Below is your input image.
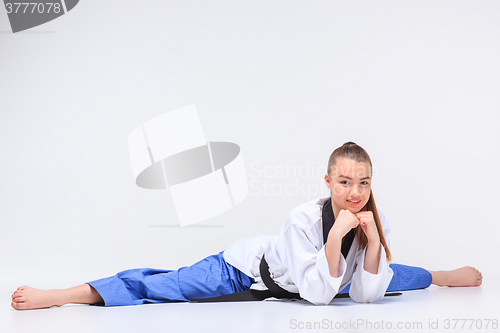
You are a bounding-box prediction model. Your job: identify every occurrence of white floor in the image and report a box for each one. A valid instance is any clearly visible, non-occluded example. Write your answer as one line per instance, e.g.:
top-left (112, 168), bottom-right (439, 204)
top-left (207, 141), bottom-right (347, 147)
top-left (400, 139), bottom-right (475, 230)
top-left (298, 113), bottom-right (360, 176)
top-left (1, 276), bottom-right (498, 333)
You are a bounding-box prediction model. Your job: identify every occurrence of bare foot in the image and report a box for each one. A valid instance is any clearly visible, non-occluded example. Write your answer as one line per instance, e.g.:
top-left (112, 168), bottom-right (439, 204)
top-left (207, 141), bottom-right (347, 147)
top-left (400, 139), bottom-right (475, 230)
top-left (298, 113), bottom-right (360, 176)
top-left (11, 286), bottom-right (63, 310)
top-left (429, 266), bottom-right (483, 287)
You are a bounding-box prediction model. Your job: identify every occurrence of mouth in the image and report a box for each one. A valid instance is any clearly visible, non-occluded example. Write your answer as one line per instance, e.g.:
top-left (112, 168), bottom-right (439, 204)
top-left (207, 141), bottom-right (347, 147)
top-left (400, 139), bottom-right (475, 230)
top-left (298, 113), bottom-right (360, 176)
top-left (346, 199), bottom-right (361, 206)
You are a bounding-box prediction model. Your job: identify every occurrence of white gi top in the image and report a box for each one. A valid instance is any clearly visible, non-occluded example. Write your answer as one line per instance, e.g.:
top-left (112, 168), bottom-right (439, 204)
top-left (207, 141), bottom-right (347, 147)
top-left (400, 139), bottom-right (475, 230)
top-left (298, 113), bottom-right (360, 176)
top-left (223, 196), bottom-right (394, 305)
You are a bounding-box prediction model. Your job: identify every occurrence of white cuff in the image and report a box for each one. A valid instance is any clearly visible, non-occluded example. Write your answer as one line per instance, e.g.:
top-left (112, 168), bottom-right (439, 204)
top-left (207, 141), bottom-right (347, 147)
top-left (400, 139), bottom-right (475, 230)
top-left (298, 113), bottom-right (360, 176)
top-left (349, 244), bottom-right (393, 303)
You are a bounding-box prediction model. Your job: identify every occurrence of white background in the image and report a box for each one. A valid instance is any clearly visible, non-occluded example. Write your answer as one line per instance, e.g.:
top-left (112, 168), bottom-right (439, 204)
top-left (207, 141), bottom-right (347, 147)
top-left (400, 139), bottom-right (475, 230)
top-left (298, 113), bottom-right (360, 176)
top-left (1, 0), bottom-right (499, 318)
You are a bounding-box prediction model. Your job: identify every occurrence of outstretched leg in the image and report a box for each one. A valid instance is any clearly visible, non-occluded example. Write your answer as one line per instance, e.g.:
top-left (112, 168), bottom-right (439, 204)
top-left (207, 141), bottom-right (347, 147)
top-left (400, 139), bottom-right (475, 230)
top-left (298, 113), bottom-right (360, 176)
top-left (11, 284), bottom-right (103, 310)
top-left (11, 251), bottom-right (253, 310)
top-left (386, 264), bottom-right (483, 291)
top-left (338, 265), bottom-right (483, 294)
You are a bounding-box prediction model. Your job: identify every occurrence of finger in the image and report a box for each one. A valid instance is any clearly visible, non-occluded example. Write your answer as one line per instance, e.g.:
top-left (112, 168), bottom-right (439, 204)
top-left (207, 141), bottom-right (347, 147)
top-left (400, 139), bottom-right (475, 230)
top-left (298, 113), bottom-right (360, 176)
top-left (355, 213), bottom-right (368, 220)
top-left (356, 211), bottom-right (371, 216)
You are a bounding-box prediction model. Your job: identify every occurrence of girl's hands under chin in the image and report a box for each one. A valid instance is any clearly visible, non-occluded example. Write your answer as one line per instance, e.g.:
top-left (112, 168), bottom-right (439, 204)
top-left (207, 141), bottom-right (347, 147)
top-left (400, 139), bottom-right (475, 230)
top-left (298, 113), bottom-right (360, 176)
top-left (329, 209), bottom-right (359, 240)
top-left (355, 211), bottom-right (379, 243)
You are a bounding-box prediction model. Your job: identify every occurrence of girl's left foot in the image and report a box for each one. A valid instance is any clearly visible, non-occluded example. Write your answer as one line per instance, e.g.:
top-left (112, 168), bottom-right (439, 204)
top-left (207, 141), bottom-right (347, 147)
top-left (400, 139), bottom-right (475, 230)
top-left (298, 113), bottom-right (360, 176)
top-left (429, 266), bottom-right (483, 287)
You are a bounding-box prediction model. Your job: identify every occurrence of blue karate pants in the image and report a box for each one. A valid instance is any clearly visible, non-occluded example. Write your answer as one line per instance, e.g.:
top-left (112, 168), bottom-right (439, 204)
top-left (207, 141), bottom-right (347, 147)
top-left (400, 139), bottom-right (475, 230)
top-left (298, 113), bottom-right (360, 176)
top-left (87, 251), bottom-right (432, 306)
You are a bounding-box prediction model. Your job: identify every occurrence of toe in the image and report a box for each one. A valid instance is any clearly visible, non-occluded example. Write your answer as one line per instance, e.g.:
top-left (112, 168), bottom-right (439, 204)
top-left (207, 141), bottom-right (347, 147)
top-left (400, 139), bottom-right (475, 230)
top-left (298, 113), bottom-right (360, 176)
top-left (13, 301), bottom-right (29, 310)
top-left (11, 301), bottom-right (24, 310)
top-left (12, 295), bottom-right (24, 302)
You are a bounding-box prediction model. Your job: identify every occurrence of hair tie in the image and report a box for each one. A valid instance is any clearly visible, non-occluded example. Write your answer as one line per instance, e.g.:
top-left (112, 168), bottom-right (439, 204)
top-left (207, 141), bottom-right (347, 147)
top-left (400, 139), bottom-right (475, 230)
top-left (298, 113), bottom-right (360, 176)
top-left (345, 141), bottom-right (356, 145)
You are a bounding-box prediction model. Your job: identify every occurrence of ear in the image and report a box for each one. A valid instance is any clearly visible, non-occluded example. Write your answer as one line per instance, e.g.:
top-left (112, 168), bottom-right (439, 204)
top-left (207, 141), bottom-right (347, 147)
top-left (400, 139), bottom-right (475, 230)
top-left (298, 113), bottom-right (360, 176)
top-left (324, 173), bottom-right (331, 189)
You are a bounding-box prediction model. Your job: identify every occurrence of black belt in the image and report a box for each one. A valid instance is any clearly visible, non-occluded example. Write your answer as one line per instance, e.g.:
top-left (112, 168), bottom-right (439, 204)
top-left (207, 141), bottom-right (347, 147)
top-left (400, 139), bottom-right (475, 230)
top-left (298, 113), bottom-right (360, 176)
top-left (258, 255), bottom-right (301, 299)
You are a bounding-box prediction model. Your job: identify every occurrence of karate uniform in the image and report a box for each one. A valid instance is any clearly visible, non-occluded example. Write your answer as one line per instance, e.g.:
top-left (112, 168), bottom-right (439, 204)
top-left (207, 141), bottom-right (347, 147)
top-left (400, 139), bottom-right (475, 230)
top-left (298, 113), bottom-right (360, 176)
top-left (87, 196), bottom-right (432, 306)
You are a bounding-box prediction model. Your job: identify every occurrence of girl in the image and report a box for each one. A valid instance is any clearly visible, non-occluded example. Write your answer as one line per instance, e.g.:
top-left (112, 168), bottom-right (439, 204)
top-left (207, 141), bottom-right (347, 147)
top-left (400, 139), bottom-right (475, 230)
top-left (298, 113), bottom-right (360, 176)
top-left (11, 142), bottom-right (482, 309)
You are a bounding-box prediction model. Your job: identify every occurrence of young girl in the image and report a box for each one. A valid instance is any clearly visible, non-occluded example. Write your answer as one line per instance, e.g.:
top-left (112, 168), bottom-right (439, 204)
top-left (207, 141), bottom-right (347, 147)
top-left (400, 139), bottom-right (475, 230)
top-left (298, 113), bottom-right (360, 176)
top-left (11, 142), bottom-right (482, 309)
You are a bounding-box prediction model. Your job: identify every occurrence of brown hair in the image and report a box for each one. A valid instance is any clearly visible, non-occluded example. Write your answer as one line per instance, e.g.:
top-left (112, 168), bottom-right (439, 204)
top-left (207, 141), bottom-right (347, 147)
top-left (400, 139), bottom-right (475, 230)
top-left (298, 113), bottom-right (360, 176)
top-left (327, 142), bottom-right (391, 262)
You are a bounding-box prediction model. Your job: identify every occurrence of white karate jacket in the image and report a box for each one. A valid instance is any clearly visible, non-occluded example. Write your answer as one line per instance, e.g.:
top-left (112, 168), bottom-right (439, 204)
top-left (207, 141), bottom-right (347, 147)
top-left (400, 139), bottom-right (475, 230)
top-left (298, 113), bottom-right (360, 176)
top-left (223, 196), bottom-right (394, 305)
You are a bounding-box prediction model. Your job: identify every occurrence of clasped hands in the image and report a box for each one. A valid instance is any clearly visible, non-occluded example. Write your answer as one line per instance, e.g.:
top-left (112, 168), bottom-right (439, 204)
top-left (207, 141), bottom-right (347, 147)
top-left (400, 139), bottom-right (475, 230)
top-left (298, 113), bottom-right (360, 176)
top-left (328, 210), bottom-right (380, 243)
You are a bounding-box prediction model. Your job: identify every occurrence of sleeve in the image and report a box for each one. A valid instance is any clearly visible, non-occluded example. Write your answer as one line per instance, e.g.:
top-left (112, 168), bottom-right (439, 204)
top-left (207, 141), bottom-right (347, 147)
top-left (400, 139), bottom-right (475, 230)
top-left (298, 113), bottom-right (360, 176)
top-left (348, 210), bottom-right (394, 303)
top-left (283, 214), bottom-right (347, 305)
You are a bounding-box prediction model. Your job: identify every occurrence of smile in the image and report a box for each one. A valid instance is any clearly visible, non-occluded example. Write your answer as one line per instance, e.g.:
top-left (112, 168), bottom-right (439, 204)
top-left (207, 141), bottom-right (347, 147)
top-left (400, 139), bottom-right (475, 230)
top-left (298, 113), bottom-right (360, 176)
top-left (347, 199), bottom-right (361, 206)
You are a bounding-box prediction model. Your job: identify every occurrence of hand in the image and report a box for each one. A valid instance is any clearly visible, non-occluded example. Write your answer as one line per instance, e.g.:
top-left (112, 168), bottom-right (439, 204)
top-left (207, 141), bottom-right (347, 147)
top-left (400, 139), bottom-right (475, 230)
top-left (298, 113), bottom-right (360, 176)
top-left (355, 211), bottom-right (380, 243)
top-left (328, 209), bottom-right (359, 241)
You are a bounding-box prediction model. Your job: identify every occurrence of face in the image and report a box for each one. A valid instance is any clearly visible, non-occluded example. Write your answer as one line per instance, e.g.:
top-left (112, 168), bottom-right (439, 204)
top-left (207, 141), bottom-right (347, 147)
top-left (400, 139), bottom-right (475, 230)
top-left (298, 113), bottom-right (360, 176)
top-left (324, 158), bottom-right (372, 217)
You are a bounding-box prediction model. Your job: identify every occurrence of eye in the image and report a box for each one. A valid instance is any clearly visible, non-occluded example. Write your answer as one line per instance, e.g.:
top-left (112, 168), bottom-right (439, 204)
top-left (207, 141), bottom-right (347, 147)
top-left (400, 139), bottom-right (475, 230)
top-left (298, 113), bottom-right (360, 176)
top-left (361, 181), bottom-right (369, 185)
top-left (340, 181), bottom-right (350, 185)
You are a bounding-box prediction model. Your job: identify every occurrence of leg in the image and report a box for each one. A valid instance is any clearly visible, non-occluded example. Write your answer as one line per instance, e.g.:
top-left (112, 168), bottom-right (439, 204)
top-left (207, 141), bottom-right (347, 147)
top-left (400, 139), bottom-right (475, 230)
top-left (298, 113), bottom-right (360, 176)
top-left (428, 266), bottom-right (482, 287)
top-left (339, 264), bottom-right (483, 295)
top-left (11, 251), bottom-right (252, 310)
top-left (384, 264), bottom-right (483, 290)
top-left (11, 284), bottom-right (103, 310)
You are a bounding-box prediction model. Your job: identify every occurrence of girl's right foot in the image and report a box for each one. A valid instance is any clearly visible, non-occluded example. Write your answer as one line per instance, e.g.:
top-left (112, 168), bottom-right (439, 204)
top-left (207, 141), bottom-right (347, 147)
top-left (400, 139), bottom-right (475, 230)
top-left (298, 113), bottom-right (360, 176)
top-left (11, 286), bottom-right (63, 310)
top-left (429, 266), bottom-right (483, 287)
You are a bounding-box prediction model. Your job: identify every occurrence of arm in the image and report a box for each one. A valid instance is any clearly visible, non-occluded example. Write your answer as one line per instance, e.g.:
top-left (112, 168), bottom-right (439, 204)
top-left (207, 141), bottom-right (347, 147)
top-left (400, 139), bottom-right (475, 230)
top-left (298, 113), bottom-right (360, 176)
top-left (363, 238), bottom-right (381, 274)
top-left (325, 209), bottom-right (360, 278)
top-left (349, 211), bottom-right (393, 303)
top-left (283, 213), bottom-right (347, 305)
top-left (324, 235), bottom-right (343, 277)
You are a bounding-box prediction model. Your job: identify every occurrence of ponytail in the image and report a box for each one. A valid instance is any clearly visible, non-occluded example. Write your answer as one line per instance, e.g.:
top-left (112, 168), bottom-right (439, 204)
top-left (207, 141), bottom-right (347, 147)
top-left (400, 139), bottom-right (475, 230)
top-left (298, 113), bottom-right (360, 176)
top-left (358, 190), bottom-right (391, 262)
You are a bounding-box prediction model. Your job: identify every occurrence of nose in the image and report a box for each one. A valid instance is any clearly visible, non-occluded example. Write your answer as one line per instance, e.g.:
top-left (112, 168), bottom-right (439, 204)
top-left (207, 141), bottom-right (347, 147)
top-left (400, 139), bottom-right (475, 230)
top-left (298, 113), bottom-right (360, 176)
top-left (349, 185), bottom-right (363, 197)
